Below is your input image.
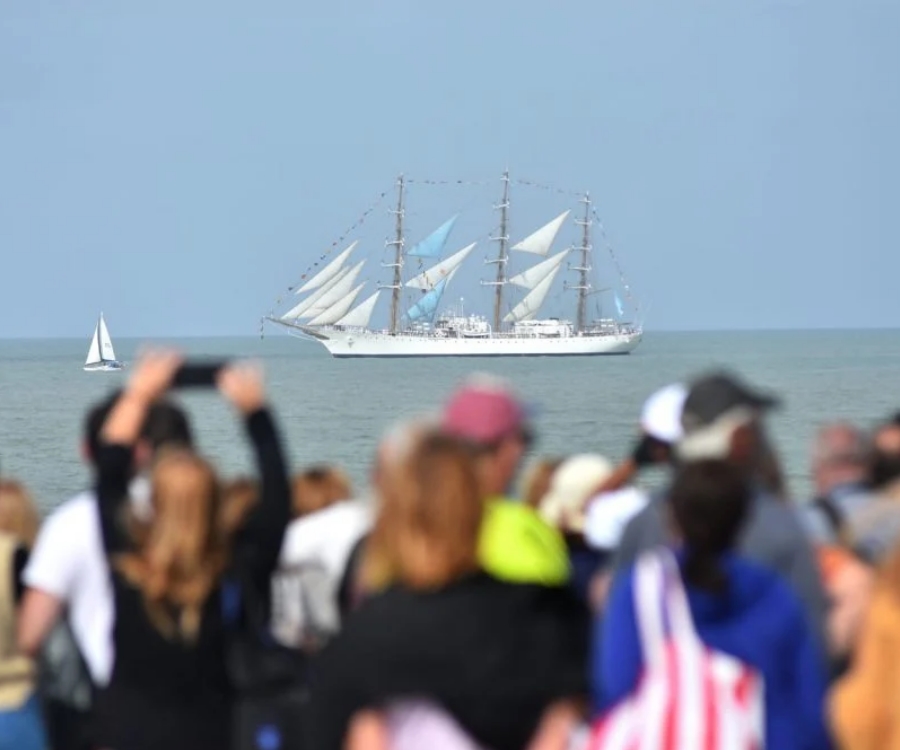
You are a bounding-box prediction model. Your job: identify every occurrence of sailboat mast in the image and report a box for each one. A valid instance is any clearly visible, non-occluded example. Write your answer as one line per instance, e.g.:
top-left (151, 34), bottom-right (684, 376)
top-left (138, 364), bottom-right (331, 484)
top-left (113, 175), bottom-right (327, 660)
top-left (492, 170), bottom-right (510, 332)
top-left (575, 193), bottom-right (592, 332)
top-left (387, 175), bottom-right (405, 334)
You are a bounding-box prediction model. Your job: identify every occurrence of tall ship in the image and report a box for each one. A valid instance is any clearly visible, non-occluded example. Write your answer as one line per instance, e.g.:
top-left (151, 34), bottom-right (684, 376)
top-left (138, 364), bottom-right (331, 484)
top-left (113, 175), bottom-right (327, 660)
top-left (265, 171), bottom-right (643, 358)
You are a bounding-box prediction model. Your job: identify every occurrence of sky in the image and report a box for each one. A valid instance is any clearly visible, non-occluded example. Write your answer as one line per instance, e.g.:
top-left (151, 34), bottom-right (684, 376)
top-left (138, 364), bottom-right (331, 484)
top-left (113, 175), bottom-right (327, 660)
top-left (1, 0), bottom-right (898, 338)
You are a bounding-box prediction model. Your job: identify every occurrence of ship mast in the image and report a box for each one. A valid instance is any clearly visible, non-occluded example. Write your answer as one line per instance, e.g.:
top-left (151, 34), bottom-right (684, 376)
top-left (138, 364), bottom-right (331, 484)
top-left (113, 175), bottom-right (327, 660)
top-left (573, 192), bottom-right (592, 333)
top-left (485, 170), bottom-right (510, 332)
top-left (386, 174), bottom-right (405, 334)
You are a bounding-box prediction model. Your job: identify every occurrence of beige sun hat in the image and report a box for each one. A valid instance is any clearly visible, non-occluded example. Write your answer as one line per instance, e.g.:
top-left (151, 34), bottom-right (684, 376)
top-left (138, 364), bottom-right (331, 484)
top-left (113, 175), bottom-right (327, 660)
top-left (539, 454), bottom-right (615, 533)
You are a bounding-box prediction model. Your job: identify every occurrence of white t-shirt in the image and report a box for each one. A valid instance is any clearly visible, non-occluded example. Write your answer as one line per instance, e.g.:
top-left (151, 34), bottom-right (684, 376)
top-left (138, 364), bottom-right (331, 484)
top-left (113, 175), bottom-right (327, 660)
top-left (271, 498), bottom-right (372, 647)
top-left (23, 479), bottom-right (150, 686)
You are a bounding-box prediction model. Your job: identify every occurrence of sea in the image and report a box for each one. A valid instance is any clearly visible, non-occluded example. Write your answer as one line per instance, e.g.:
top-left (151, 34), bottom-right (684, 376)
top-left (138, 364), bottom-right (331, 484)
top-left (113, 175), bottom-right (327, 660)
top-left (2, 329), bottom-right (900, 515)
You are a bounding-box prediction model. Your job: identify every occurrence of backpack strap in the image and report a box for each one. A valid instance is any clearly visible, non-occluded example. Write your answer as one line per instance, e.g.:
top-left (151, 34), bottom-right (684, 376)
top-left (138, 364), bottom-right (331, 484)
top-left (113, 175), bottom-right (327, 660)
top-left (633, 548), bottom-right (704, 670)
top-left (813, 494), bottom-right (849, 546)
top-left (657, 549), bottom-right (701, 647)
top-left (633, 552), bottom-right (667, 667)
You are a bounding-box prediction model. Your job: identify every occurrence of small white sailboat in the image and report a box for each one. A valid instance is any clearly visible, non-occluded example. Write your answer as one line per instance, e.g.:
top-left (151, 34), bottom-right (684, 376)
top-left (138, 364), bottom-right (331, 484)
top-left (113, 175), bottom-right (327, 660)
top-left (84, 313), bottom-right (124, 372)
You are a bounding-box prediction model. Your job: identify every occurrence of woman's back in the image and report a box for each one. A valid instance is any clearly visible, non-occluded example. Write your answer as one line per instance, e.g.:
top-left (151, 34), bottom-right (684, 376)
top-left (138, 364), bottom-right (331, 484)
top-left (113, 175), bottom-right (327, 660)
top-left (91, 354), bottom-right (291, 750)
top-left (600, 554), bottom-right (830, 750)
top-left (309, 572), bottom-right (590, 750)
top-left (93, 579), bottom-right (232, 749)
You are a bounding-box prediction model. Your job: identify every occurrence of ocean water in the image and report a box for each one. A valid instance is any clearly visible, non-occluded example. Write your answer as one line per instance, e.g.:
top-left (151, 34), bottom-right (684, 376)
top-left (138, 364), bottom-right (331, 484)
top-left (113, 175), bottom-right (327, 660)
top-left (1, 330), bottom-right (900, 514)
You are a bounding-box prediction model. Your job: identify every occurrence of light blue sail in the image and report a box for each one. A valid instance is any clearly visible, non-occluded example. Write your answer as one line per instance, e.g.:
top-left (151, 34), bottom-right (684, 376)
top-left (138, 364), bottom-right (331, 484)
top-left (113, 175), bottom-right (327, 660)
top-left (614, 292), bottom-right (625, 317)
top-left (407, 278), bottom-right (448, 323)
top-left (407, 215), bottom-right (458, 259)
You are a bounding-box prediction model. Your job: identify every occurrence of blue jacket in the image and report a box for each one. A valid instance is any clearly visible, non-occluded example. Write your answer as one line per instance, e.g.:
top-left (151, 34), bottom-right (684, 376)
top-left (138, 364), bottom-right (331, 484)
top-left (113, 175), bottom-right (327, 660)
top-left (594, 552), bottom-right (832, 750)
top-left (611, 488), bottom-right (829, 660)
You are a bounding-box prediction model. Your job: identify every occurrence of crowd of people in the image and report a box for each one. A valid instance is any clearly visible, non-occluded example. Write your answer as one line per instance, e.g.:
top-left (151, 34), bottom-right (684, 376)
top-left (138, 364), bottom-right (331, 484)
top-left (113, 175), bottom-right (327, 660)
top-left (1, 349), bottom-right (899, 749)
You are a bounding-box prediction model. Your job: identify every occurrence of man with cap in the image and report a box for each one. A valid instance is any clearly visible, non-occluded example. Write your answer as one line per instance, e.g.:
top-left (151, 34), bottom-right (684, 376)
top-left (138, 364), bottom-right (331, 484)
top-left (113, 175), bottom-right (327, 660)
top-left (441, 373), bottom-right (570, 586)
top-left (611, 371), bottom-right (829, 657)
top-left (586, 383), bottom-right (688, 499)
top-left (546, 384), bottom-right (686, 612)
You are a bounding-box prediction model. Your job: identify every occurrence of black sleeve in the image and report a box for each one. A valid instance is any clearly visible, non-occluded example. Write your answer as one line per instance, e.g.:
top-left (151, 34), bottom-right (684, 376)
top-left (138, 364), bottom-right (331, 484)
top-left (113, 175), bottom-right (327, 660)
top-left (305, 616), bottom-right (376, 750)
top-left (95, 442), bottom-right (135, 556)
top-left (13, 545), bottom-right (29, 604)
top-left (231, 407), bottom-right (291, 597)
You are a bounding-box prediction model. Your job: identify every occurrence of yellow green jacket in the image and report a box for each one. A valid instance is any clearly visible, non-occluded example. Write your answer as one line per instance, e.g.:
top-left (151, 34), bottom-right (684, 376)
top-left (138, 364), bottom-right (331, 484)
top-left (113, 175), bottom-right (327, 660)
top-left (478, 497), bottom-right (570, 586)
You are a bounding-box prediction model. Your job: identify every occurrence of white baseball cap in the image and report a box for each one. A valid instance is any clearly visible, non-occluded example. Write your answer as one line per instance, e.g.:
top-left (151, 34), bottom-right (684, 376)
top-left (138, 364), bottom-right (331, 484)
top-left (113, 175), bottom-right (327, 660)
top-left (640, 383), bottom-right (688, 444)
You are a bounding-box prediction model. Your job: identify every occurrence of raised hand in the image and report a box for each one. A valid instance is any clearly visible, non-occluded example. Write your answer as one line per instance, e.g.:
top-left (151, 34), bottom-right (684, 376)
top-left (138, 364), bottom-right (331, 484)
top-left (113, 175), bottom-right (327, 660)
top-left (217, 361), bottom-right (266, 415)
top-left (128, 349), bottom-right (184, 403)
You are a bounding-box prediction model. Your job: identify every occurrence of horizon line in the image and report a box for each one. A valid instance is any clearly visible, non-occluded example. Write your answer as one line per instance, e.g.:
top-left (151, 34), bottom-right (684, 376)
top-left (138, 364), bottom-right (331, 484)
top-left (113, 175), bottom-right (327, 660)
top-left (3, 325), bottom-right (900, 342)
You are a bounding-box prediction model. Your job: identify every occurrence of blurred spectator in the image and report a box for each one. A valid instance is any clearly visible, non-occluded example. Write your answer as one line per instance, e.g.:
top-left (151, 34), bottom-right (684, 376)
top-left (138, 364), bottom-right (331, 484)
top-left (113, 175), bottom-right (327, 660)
top-left (519, 457), bottom-right (565, 509)
top-left (87, 352), bottom-right (291, 750)
top-left (18, 395), bottom-right (194, 682)
top-left (538, 454), bottom-right (614, 602)
top-left (441, 374), bottom-right (570, 585)
top-left (291, 465), bottom-right (353, 518)
top-left (579, 384), bottom-right (686, 612)
top-left (830, 538), bottom-right (900, 750)
top-left (0, 480), bottom-right (47, 749)
top-left (520, 457), bottom-right (563, 510)
top-left (272, 419), bottom-right (430, 650)
top-left (803, 423), bottom-right (872, 546)
top-left (801, 424), bottom-right (876, 670)
top-left (846, 415), bottom-right (900, 566)
top-left (593, 383), bottom-right (687, 496)
top-left (868, 414), bottom-right (900, 491)
top-left (308, 430), bottom-right (589, 750)
top-left (613, 371), bottom-right (829, 653)
top-left (597, 461), bottom-right (831, 750)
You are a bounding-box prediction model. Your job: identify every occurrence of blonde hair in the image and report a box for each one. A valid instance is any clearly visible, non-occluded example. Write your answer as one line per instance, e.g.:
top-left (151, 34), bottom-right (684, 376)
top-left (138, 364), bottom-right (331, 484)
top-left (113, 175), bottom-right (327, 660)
top-left (219, 476), bottom-right (258, 536)
top-left (0, 480), bottom-right (39, 549)
top-left (292, 465), bottom-right (352, 517)
top-left (115, 450), bottom-right (228, 640)
top-left (519, 457), bottom-right (563, 509)
top-left (362, 432), bottom-right (482, 591)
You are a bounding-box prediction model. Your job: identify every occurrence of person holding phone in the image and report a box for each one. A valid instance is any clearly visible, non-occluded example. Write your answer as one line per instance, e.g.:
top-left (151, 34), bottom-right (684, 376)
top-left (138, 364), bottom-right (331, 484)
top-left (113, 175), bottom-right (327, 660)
top-left (89, 350), bottom-right (291, 750)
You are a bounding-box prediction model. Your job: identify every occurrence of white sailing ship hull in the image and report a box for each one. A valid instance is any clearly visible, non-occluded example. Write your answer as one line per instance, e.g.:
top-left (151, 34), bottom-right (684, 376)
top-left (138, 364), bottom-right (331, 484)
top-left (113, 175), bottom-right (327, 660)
top-left (292, 327), bottom-right (642, 358)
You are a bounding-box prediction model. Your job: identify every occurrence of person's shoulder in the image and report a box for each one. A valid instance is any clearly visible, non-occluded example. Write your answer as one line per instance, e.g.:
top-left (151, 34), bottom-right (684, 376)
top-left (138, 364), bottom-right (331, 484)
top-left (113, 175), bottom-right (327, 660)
top-left (729, 555), bottom-right (807, 620)
top-left (479, 498), bottom-right (569, 585)
top-left (39, 490), bottom-right (98, 532)
top-left (23, 491), bottom-right (100, 592)
top-left (326, 497), bottom-right (374, 526)
top-left (485, 496), bottom-right (531, 516)
top-left (282, 499), bottom-right (371, 546)
top-left (748, 490), bottom-right (806, 538)
top-left (585, 487), bottom-right (652, 550)
top-left (482, 496), bottom-right (563, 539)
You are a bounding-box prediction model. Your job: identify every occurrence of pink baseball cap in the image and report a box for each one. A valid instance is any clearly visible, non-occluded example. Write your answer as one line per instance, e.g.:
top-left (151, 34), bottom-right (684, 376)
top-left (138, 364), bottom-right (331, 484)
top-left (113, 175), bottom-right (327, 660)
top-left (441, 374), bottom-right (535, 446)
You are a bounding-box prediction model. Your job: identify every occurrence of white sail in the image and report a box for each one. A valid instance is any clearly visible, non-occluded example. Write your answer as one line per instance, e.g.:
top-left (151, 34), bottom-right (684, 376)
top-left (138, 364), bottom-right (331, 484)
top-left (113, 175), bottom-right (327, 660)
top-left (405, 243), bottom-right (476, 291)
top-left (511, 210), bottom-right (571, 256)
top-left (336, 290), bottom-right (381, 328)
top-left (282, 267), bottom-right (351, 321)
top-left (301, 260), bottom-right (365, 319)
top-left (508, 249), bottom-right (570, 290)
top-left (85, 323), bottom-right (101, 366)
top-left (294, 242), bottom-right (358, 295)
top-left (98, 314), bottom-right (117, 361)
top-left (503, 252), bottom-right (567, 323)
top-left (307, 284), bottom-right (365, 326)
